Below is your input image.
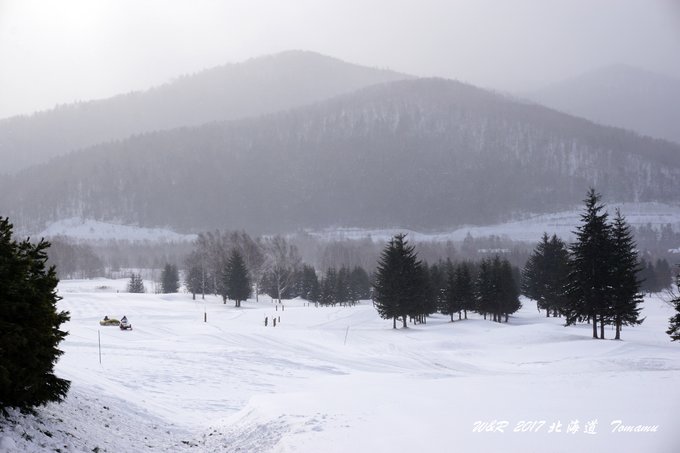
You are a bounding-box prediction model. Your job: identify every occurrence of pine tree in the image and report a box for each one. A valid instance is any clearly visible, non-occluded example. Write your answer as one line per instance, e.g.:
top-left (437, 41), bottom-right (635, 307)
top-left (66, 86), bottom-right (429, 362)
top-left (456, 262), bottom-right (475, 320)
top-left (497, 258), bottom-right (521, 322)
top-left (565, 189), bottom-right (614, 339)
top-left (299, 264), bottom-right (320, 302)
top-left (348, 266), bottom-right (371, 303)
top-left (225, 250), bottom-right (251, 307)
top-left (320, 267), bottom-right (338, 306)
top-left (522, 233), bottom-right (569, 317)
top-left (475, 258), bottom-right (495, 320)
top-left (184, 263), bottom-right (204, 300)
top-left (638, 259), bottom-right (657, 294)
top-left (0, 217), bottom-right (70, 409)
top-left (161, 263), bottom-right (180, 294)
top-left (654, 259), bottom-right (672, 290)
top-left (441, 261), bottom-right (461, 322)
top-left (667, 268), bottom-right (680, 342)
top-left (336, 266), bottom-right (350, 305)
top-left (127, 273), bottom-right (146, 293)
top-left (610, 209), bottom-right (644, 339)
top-left (372, 234), bottom-right (424, 329)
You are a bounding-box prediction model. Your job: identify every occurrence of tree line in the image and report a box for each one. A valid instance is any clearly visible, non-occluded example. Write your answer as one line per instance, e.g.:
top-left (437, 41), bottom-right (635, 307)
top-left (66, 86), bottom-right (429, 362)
top-left (180, 231), bottom-right (372, 307)
top-left (372, 234), bottom-right (522, 329)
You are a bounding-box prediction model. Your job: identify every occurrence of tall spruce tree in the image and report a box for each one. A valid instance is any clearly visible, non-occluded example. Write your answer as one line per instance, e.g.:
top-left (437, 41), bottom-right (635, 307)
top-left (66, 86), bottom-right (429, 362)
top-left (320, 267), bottom-right (338, 306)
top-left (475, 258), bottom-right (495, 320)
top-left (610, 209), bottom-right (644, 339)
top-left (161, 263), bottom-right (180, 293)
top-left (456, 262), bottom-right (475, 320)
top-left (336, 267), bottom-right (350, 305)
top-left (225, 249), bottom-right (251, 307)
top-left (348, 266), bottom-right (371, 303)
top-left (522, 233), bottom-right (570, 317)
top-left (497, 258), bottom-right (521, 322)
top-left (565, 189), bottom-right (614, 339)
top-left (299, 264), bottom-right (320, 303)
top-left (441, 260), bottom-right (461, 322)
top-left (667, 268), bottom-right (680, 342)
top-left (372, 234), bottom-right (424, 329)
top-left (0, 217), bottom-right (70, 409)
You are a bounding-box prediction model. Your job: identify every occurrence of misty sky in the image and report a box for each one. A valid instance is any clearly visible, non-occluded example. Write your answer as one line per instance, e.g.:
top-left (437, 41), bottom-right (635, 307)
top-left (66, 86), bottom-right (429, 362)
top-left (1, 0), bottom-right (679, 119)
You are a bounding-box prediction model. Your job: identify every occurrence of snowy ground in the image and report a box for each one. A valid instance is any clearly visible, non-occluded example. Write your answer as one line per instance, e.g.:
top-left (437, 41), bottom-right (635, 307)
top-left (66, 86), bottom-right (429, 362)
top-left (1, 278), bottom-right (679, 452)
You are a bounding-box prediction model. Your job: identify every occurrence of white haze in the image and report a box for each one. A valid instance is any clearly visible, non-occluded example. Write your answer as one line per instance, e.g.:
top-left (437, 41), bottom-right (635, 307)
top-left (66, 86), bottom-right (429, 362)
top-left (1, 0), bottom-right (679, 119)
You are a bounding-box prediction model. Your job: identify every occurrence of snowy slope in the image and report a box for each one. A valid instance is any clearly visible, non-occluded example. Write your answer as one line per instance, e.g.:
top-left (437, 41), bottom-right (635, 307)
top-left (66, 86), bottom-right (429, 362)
top-left (308, 201), bottom-right (680, 243)
top-left (1, 279), bottom-right (678, 452)
top-left (35, 218), bottom-right (197, 242)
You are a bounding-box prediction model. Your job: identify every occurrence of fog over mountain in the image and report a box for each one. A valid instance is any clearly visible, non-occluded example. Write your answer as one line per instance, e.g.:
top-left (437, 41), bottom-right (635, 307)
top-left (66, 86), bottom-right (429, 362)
top-left (3, 77), bottom-right (679, 235)
top-left (0, 51), bottom-right (409, 174)
top-left (526, 64), bottom-right (680, 144)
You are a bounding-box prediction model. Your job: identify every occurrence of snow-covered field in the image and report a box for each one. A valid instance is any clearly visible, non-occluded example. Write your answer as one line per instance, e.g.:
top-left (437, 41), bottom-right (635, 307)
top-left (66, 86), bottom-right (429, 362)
top-left (35, 218), bottom-right (197, 243)
top-left (1, 278), bottom-right (679, 452)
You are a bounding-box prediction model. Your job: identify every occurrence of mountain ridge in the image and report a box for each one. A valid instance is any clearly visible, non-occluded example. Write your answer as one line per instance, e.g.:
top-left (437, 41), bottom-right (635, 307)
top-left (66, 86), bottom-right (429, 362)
top-left (0, 50), bottom-right (411, 174)
top-left (525, 64), bottom-right (680, 144)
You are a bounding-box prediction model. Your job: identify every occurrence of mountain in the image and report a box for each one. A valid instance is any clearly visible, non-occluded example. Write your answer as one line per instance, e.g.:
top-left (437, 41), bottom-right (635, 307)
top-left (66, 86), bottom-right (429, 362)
top-left (525, 64), bottom-right (680, 144)
top-left (3, 78), bottom-right (680, 235)
top-left (0, 51), bottom-right (410, 174)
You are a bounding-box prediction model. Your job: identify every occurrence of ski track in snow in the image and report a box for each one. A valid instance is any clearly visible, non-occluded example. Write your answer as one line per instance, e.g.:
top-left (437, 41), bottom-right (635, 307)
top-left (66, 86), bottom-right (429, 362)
top-left (1, 278), bottom-right (679, 452)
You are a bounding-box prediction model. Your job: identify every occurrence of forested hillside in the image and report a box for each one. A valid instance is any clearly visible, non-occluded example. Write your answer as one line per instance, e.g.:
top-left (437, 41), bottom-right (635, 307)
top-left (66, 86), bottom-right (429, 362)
top-left (3, 78), bottom-right (679, 234)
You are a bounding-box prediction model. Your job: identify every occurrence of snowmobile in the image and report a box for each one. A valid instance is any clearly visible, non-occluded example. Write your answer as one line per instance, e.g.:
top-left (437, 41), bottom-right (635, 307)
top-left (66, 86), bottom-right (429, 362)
top-left (119, 316), bottom-right (132, 330)
top-left (99, 316), bottom-right (120, 327)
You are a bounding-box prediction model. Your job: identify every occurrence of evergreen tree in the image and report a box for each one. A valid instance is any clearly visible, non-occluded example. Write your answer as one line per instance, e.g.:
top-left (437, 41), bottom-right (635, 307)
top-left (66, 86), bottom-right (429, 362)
top-left (455, 262), bottom-right (475, 320)
top-left (655, 258), bottom-right (672, 291)
top-left (441, 260), bottom-right (461, 322)
top-left (225, 250), bottom-right (251, 307)
top-left (320, 267), bottom-right (338, 306)
top-left (522, 233), bottom-right (570, 317)
top-left (667, 268), bottom-right (680, 342)
top-left (336, 266), bottom-right (350, 305)
top-left (348, 266), bottom-right (371, 303)
top-left (564, 189), bottom-right (614, 339)
top-left (424, 262), bottom-right (444, 320)
top-left (476, 256), bottom-right (521, 323)
top-left (609, 209), bottom-right (644, 339)
top-left (0, 217), bottom-right (70, 409)
top-left (497, 258), bottom-right (521, 322)
top-left (127, 273), bottom-right (146, 293)
top-left (372, 234), bottom-right (425, 329)
top-left (160, 263), bottom-right (180, 294)
top-left (475, 258), bottom-right (494, 320)
top-left (638, 258), bottom-right (657, 294)
top-left (299, 264), bottom-right (320, 302)
top-left (184, 262), bottom-right (204, 300)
